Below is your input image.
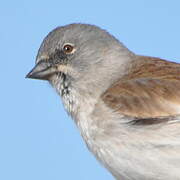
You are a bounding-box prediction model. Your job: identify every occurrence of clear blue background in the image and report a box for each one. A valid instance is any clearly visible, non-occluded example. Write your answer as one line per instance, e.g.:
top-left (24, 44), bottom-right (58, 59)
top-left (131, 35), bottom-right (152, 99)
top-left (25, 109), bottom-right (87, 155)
top-left (1, 1), bottom-right (180, 179)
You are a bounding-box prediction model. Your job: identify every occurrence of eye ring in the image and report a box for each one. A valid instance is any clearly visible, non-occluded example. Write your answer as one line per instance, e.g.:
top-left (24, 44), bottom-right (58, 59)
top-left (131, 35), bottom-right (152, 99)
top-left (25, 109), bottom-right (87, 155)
top-left (63, 44), bottom-right (74, 54)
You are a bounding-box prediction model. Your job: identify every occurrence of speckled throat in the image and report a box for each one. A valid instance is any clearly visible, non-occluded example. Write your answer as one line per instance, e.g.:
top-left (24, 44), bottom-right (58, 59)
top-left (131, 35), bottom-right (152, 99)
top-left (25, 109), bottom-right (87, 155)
top-left (50, 73), bottom-right (79, 117)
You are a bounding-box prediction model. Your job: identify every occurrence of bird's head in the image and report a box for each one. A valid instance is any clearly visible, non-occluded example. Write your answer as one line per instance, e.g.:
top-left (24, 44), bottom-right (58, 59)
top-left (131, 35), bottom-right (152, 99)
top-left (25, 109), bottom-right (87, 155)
top-left (26, 24), bottom-right (133, 94)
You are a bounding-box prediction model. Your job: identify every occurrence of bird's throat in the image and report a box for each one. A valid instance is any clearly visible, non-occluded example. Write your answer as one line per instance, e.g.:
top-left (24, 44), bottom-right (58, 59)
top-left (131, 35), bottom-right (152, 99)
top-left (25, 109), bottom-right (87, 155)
top-left (50, 73), bottom-right (79, 118)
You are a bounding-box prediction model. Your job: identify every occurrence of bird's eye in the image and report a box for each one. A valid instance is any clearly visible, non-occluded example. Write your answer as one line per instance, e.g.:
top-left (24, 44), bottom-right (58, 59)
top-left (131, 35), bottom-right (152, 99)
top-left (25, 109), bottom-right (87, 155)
top-left (63, 44), bottom-right (74, 54)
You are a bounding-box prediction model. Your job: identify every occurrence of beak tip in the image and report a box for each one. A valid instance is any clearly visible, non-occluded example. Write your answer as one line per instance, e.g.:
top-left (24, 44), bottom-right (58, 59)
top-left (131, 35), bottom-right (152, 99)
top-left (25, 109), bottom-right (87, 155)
top-left (25, 74), bottom-right (29, 79)
top-left (25, 71), bottom-right (33, 79)
top-left (26, 61), bottom-right (55, 80)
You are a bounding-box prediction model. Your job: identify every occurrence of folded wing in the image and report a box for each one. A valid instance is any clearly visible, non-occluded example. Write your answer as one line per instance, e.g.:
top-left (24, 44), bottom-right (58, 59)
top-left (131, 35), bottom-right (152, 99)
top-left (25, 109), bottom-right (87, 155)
top-left (101, 56), bottom-right (180, 124)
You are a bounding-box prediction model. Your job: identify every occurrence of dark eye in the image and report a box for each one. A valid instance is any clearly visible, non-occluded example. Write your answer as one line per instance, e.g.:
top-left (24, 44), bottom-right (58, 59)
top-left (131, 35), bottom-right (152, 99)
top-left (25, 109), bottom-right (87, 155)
top-left (63, 44), bottom-right (74, 54)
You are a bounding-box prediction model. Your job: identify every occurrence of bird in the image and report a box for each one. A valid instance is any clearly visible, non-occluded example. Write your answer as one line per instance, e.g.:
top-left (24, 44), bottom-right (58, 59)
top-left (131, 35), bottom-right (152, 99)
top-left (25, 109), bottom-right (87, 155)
top-left (26, 23), bottom-right (180, 180)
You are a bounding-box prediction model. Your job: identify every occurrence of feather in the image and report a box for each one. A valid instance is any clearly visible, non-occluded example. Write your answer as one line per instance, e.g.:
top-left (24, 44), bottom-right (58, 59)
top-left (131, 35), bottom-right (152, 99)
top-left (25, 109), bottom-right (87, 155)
top-left (102, 56), bottom-right (180, 124)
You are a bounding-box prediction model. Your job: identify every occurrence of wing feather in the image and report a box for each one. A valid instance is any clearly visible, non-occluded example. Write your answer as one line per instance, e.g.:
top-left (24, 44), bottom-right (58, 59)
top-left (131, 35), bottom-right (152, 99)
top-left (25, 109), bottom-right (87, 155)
top-left (101, 56), bottom-right (180, 124)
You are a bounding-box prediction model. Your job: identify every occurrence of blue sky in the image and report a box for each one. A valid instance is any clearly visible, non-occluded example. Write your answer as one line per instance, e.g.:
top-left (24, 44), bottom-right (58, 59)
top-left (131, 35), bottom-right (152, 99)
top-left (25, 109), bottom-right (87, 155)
top-left (1, 0), bottom-right (180, 180)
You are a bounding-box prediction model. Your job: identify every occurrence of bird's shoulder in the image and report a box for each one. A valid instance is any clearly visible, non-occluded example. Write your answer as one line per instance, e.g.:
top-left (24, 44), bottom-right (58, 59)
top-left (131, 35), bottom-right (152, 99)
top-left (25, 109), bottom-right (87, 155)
top-left (101, 55), bottom-right (180, 125)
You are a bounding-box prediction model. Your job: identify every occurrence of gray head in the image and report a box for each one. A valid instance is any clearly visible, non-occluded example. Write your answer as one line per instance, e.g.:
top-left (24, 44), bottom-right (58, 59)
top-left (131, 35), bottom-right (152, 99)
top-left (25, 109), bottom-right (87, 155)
top-left (26, 23), bottom-right (134, 96)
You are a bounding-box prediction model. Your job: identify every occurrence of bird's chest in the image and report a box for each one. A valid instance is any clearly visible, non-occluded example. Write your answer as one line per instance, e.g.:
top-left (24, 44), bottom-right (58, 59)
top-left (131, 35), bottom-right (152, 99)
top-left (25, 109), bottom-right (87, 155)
top-left (51, 75), bottom-right (114, 168)
top-left (58, 81), bottom-right (100, 147)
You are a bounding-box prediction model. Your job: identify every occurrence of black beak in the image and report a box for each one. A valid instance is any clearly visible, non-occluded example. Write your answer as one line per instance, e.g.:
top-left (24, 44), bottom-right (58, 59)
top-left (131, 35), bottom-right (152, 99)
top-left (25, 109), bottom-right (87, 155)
top-left (26, 60), bottom-right (57, 80)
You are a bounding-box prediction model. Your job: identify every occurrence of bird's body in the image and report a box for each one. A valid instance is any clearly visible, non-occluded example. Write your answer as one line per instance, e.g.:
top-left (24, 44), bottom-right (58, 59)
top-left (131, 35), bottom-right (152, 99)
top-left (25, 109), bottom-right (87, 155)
top-left (27, 24), bottom-right (180, 180)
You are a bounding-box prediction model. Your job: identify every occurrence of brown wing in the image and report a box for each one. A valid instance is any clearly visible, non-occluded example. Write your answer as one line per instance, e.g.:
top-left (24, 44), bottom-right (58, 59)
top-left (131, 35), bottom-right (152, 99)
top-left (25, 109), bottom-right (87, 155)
top-left (101, 56), bottom-right (180, 123)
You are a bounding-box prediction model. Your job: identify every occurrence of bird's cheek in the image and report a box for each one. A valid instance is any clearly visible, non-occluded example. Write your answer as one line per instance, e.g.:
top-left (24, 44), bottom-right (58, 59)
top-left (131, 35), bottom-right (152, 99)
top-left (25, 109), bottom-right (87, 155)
top-left (57, 64), bottom-right (80, 79)
top-left (57, 64), bottom-right (70, 74)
